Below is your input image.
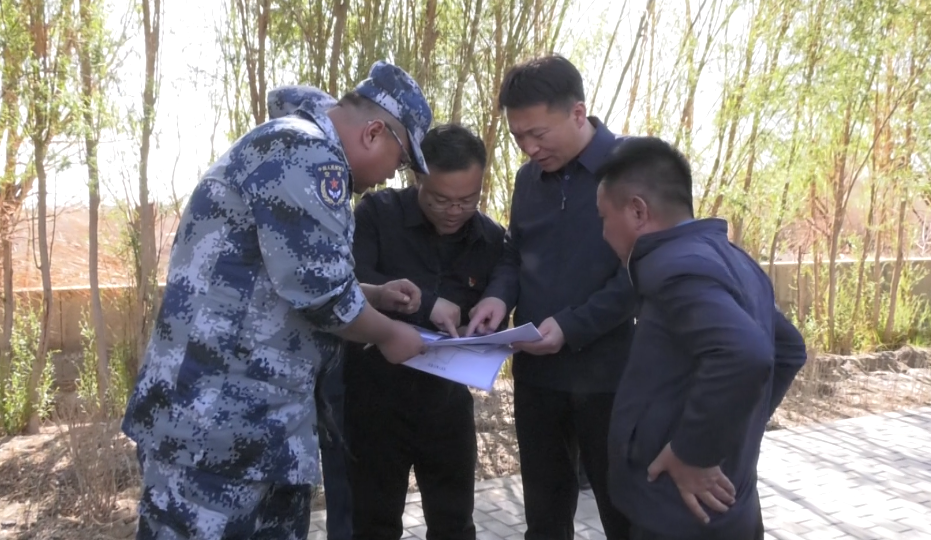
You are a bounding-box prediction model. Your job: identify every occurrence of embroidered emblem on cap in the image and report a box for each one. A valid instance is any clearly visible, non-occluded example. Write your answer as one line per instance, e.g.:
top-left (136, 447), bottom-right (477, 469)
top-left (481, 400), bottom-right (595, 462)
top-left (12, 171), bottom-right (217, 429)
top-left (314, 161), bottom-right (349, 210)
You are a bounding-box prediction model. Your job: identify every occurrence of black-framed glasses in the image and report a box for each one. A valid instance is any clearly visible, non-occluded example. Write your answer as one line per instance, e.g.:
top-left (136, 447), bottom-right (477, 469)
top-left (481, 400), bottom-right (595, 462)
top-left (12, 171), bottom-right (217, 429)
top-left (424, 192), bottom-right (480, 212)
top-left (383, 122), bottom-right (413, 172)
top-left (427, 200), bottom-right (480, 211)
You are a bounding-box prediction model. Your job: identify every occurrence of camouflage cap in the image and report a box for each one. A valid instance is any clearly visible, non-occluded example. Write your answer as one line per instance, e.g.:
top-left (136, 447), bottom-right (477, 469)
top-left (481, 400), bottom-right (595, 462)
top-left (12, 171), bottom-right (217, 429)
top-left (353, 61), bottom-right (433, 174)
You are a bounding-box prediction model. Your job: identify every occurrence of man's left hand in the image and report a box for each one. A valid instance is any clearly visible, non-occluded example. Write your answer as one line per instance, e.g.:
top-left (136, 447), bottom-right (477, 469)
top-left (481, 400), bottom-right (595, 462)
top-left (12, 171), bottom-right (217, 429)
top-left (512, 317), bottom-right (565, 355)
top-left (647, 443), bottom-right (736, 525)
top-left (377, 280), bottom-right (421, 314)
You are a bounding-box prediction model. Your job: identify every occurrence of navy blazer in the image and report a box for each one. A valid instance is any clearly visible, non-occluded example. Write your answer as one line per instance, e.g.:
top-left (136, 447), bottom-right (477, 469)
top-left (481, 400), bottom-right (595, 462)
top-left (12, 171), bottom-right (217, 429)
top-left (608, 218), bottom-right (807, 538)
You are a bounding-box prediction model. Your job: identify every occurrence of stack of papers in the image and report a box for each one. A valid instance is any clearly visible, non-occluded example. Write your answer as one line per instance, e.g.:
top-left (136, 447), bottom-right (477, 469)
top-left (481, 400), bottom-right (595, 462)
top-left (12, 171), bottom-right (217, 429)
top-left (402, 323), bottom-right (543, 391)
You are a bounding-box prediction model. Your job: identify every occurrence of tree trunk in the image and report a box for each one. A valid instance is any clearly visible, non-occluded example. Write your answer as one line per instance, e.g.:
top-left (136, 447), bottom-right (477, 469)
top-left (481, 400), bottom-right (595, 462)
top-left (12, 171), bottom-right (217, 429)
top-left (882, 197), bottom-right (907, 343)
top-left (883, 51), bottom-right (922, 344)
top-left (236, 0), bottom-right (269, 124)
top-left (869, 205), bottom-right (886, 329)
top-left (590, 1), bottom-right (627, 110)
top-left (709, 0), bottom-right (760, 221)
top-left (417, 0), bottom-right (439, 85)
top-left (623, 29), bottom-right (647, 134)
top-left (850, 180), bottom-right (877, 346)
top-left (604, 0), bottom-right (652, 124)
top-left (767, 0), bottom-right (824, 279)
top-left (79, 0), bottom-right (110, 408)
top-left (450, 0), bottom-right (482, 123)
top-left (826, 103), bottom-right (854, 352)
top-left (328, 0), bottom-right (349, 96)
top-left (0, 232), bottom-right (13, 398)
top-left (25, 144), bottom-right (52, 435)
top-left (138, 0), bottom-right (161, 372)
top-left (0, 15), bottom-right (30, 404)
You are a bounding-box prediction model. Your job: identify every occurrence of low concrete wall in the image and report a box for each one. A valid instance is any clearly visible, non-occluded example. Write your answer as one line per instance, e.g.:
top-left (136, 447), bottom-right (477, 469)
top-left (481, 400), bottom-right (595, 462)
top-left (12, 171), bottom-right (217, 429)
top-left (768, 258), bottom-right (931, 319)
top-left (5, 258), bottom-right (931, 355)
top-left (6, 284), bottom-right (166, 355)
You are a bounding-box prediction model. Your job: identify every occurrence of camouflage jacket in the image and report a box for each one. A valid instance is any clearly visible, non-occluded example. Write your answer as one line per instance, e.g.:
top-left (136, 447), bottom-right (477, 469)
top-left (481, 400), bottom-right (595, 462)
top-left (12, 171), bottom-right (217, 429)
top-left (122, 87), bottom-right (364, 485)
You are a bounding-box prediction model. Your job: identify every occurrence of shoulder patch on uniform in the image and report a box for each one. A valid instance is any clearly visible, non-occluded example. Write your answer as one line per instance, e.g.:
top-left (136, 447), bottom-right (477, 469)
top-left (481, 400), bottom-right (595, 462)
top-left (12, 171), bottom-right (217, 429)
top-left (313, 161), bottom-right (350, 210)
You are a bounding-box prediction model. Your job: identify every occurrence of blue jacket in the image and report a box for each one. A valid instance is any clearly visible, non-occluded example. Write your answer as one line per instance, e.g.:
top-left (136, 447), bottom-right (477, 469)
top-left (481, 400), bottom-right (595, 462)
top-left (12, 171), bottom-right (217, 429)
top-left (482, 118), bottom-right (636, 393)
top-left (608, 218), bottom-right (807, 537)
top-left (123, 87), bottom-right (364, 485)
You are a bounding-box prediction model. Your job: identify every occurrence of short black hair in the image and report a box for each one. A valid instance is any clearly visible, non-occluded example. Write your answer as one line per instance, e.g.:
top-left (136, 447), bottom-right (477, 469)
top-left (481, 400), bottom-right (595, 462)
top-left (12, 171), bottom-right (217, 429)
top-left (420, 124), bottom-right (487, 173)
top-left (497, 54), bottom-right (585, 111)
top-left (597, 137), bottom-right (694, 217)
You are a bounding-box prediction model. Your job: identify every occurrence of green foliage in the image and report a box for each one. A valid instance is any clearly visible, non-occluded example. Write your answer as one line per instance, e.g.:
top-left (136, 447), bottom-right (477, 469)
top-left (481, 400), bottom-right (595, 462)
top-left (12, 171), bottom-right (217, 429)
top-left (76, 311), bottom-right (134, 418)
top-left (0, 305), bottom-right (56, 436)
top-left (793, 257), bottom-right (931, 354)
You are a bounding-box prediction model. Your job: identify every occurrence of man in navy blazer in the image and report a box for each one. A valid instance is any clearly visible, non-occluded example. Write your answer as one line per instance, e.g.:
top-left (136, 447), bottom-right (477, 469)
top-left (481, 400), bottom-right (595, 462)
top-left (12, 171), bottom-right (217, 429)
top-left (594, 136), bottom-right (808, 540)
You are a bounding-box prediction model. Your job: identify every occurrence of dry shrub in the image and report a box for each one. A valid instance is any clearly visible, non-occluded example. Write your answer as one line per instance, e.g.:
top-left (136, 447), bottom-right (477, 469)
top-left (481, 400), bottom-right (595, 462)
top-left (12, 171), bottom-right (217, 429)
top-left (57, 412), bottom-right (139, 524)
top-left (771, 346), bottom-right (931, 428)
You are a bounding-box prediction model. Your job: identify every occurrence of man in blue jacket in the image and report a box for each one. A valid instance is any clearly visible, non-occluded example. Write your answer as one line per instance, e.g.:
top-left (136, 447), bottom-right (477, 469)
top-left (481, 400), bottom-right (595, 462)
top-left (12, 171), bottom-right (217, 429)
top-left (594, 136), bottom-right (808, 540)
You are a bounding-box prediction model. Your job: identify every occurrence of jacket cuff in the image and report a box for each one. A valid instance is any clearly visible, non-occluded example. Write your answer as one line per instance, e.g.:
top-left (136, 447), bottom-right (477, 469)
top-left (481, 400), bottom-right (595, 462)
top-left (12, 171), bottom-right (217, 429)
top-left (415, 291), bottom-right (439, 326)
top-left (552, 308), bottom-right (586, 352)
top-left (481, 282), bottom-right (516, 314)
top-left (669, 433), bottom-right (722, 469)
top-left (303, 281), bottom-right (367, 331)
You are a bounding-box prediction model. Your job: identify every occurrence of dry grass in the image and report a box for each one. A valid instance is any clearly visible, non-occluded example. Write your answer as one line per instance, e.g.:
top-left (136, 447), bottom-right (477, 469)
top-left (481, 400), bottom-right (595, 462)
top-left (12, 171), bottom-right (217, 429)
top-left (769, 345), bottom-right (931, 429)
top-left (1, 347), bottom-right (929, 539)
top-left (0, 420), bottom-right (140, 540)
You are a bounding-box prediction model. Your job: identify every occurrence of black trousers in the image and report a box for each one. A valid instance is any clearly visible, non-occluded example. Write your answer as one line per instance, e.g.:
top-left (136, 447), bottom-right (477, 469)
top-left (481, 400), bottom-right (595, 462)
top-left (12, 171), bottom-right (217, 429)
top-left (344, 364), bottom-right (477, 540)
top-left (631, 494), bottom-right (765, 540)
top-left (632, 523), bottom-right (763, 540)
top-left (514, 381), bottom-right (632, 540)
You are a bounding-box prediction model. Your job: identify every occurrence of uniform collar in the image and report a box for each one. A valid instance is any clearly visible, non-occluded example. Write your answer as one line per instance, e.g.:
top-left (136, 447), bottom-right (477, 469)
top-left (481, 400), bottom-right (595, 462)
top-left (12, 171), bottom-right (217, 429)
top-left (399, 185), bottom-right (492, 244)
top-left (541, 117), bottom-right (618, 180)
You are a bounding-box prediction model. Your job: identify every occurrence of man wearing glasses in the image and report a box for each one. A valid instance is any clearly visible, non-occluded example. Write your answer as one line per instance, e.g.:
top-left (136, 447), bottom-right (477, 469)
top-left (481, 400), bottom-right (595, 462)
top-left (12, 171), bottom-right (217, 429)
top-left (122, 61), bottom-right (432, 540)
top-left (343, 124), bottom-right (505, 540)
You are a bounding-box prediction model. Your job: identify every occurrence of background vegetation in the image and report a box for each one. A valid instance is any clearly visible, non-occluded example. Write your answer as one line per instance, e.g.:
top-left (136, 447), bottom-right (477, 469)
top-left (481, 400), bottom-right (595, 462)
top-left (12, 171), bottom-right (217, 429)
top-left (1, 0), bottom-right (930, 435)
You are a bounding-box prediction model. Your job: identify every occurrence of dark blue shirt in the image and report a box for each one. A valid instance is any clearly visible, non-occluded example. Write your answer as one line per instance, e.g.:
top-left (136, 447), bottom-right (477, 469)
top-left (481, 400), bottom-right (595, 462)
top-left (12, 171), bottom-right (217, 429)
top-left (482, 118), bottom-right (636, 393)
top-left (607, 218), bottom-right (807, 537)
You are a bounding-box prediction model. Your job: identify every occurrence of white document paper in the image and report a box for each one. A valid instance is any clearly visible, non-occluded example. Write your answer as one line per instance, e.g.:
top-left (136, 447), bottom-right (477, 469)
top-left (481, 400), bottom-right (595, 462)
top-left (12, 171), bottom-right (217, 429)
top-left (417, 322), bottom-right (543, 348)
top-left (402, 324), bottom-right (543, 390)
top-left (402, 345), bottom-right (514, 391)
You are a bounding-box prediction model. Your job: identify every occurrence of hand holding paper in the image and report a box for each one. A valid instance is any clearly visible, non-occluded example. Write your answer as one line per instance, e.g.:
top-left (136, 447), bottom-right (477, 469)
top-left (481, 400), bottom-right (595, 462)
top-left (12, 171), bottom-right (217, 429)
top-left (402, 323), bottom-right (544, 391)
top-left (421, 322), bottom-right (543, 348)
top-left (512, 316), bottom-right (565, 355)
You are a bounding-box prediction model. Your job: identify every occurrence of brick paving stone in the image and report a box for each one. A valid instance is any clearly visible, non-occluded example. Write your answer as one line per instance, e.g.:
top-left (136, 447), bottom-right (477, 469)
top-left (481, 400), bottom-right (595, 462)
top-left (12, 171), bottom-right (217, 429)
top-left (478, 517), bottom-right (518, 537)
top-left (472, 509), bottom-right (492, 523)
top-left (401, 513), bottom-right (423, 528)
top-left (406, 502), bottom-right (424, 518)
top-left (574, 529), bottom-right (607, 540)
top-left (408, 525), bottom-right (428, 540)
top-left (310, 408), bottom-right (931, 540)
top-left (488, 509), bottom-right (524, 526)
top-left (581, 517), bottom-right (606, 533)
top-left (495, 500), bottom-right (524, 517)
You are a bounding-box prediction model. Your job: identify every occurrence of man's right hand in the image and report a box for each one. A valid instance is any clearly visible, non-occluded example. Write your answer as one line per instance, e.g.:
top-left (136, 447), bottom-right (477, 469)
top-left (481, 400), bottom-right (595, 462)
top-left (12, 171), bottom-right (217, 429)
top-left (376, 321), bottom-right (427, 364)
top-left (466, 297), bottom-right (507, 336)
top-left (430, 298), bottom-right (461, 337)
top-left (647, 443), bottom-right (736, 524)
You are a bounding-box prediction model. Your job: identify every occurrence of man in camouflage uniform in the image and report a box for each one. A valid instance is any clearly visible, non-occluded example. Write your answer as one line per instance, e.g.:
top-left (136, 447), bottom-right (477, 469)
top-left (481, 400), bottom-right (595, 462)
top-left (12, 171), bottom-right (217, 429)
top-left (122, 61), bottom-right (434, 540)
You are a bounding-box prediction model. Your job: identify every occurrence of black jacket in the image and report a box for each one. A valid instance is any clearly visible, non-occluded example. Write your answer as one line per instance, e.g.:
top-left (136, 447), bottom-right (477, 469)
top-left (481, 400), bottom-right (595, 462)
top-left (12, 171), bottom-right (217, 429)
top-left (608, 218), bottom-right (807, 537)
top-left (482, 118), bottom-right (636, 393)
